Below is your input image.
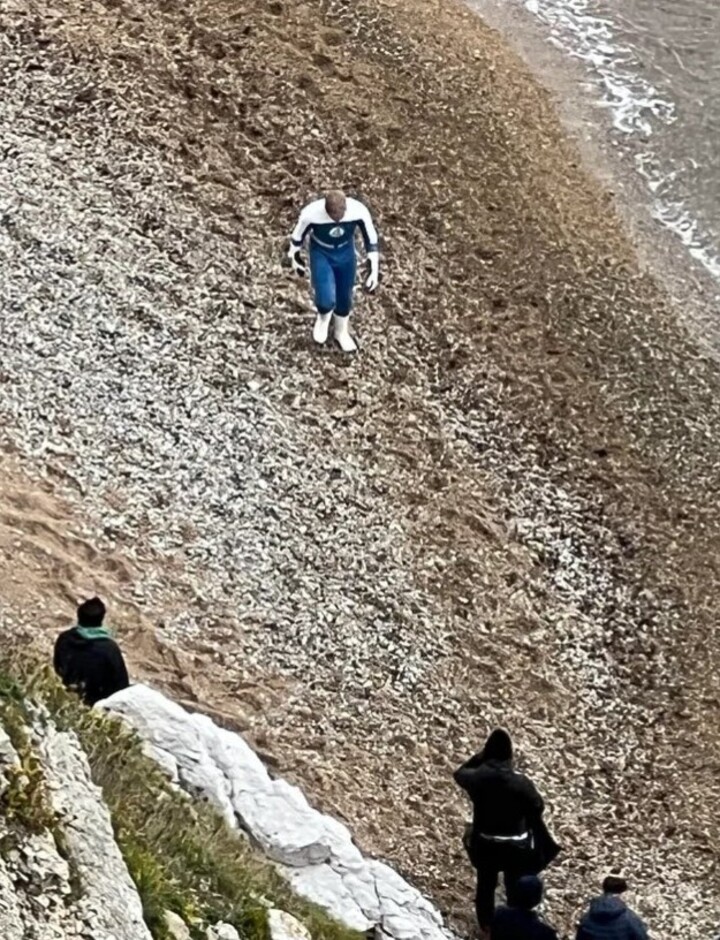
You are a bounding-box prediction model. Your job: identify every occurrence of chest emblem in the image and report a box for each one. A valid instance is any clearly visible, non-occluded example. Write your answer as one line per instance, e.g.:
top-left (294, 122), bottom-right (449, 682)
top-left (329, 226), bottom-right (345, 238)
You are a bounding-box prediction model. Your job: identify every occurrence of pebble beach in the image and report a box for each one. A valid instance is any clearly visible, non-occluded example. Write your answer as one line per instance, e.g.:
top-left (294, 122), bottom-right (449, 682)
top-left (1, 0), bottom-right (720, 936)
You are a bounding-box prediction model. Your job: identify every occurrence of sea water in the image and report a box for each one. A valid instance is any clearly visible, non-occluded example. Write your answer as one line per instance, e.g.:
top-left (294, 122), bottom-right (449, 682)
top-left (474, 0), bottom-right (720, 296)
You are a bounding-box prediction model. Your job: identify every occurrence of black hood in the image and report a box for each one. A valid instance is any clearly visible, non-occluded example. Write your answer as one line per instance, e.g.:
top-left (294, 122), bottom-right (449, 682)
top-left (512, 875), bottom-right (543, 909)
top-left (481, 728), bottom-right (513, 762)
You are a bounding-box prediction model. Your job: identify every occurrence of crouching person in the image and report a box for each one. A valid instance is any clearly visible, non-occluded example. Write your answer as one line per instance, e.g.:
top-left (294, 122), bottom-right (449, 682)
top-left (454, 729), bottom-right (559, 933)
top-left (54, 596), bottom-right (130, 705)
top-left (491, 875), bottom-right (558, 940)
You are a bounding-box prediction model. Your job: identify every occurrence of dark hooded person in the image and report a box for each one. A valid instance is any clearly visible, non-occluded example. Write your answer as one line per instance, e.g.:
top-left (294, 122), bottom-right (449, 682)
top-left (454, 728), bottom-right (559, 932)
top-left (491, 875), bottom-right (558, 940)
top-left (575, 875), bottom-right (649, 940)
top-left (53, 597), bottom-right (130, 706)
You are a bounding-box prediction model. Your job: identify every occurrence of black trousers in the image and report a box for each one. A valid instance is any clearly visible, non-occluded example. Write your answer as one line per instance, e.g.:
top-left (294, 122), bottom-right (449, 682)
top-left (472, 840), bottom-right (531, 929)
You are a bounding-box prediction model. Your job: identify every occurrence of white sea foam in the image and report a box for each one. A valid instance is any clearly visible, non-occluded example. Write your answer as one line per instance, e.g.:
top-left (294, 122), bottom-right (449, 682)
top-left (522, 0), bottom-right (675, 134)
top-left (519, 0), bottom-right (720, 287)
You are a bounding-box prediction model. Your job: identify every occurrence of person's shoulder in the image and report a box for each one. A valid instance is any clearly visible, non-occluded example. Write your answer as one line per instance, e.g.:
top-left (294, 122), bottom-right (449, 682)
top-left (490, 905), bottom-right (513, 936)
top-left (300, 198), bottom-right (326, 218)
top-left (84, 633), bottom-right (123, 657)
top-left (54, 626), bottom-right (76, 644)
top-left (624, 908), bottom-right (649, 935)
top-left (457, 760), bottom-right (491, 785)
top-left (466, 761), bottom-right (495, 783)
top-left (347, 196), bottom-right (371, 216)
top-left (537, 919), bottom-right (559, 940)
top-left (514, 768), bottom-right (540, 789)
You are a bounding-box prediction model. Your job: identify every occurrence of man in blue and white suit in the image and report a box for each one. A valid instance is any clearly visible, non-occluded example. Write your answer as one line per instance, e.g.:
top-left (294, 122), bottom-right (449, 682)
top-left (288, 190), bottom-right (380, 352)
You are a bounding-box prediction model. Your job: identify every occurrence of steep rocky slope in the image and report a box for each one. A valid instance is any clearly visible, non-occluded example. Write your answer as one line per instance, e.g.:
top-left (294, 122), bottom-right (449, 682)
top-left (0, 664), bottom-right (365, 940)
top-left (0, 717), bottom-right (151, 940)
top-left (1, 0), bottom-right (719, 937)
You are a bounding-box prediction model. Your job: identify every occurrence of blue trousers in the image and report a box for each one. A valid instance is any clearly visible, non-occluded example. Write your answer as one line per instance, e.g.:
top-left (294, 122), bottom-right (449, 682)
top-left (310, 244), bottom-right (356, 317)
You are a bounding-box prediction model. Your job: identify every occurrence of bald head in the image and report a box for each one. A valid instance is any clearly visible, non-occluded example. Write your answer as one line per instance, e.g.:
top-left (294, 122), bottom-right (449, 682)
top-left (324, 190), bottom-right (347, 222)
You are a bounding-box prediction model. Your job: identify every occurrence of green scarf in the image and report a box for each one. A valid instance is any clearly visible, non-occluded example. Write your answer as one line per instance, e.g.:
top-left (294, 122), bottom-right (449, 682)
top-left (75, 626), bottom-right (113, 640)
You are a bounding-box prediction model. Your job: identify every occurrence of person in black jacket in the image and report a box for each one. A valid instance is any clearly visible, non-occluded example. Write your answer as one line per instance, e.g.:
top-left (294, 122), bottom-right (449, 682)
top-left (576, 875), bottom-right (649, 940)
top-left (454, 728), bottom-right (559, 931)
top-left (53, 597), bottom-right (130, 706)
top-left (491, 875), bottom-right (558, 940)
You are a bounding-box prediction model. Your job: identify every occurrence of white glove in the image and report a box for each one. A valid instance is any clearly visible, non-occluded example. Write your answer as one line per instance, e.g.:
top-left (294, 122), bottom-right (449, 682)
top-left (364, 251), bottom-right (379, 293)
top-left (288, 244), bottom-right (307, 278)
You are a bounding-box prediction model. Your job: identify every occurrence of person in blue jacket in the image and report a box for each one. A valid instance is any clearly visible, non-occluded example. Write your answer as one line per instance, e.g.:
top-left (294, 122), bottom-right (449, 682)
top-left (491, 875), bottom-right (558, 940)
top-left (576, 875), bottom-right (649, 940)
top-left (288, 189), bottom-right (379, 353)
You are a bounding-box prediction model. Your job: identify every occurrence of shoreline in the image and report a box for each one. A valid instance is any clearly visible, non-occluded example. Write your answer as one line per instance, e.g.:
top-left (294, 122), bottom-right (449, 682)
top-left (467, 0), bottom-right (720, 356)
top-left (1, 0), bottom-right (720, 937)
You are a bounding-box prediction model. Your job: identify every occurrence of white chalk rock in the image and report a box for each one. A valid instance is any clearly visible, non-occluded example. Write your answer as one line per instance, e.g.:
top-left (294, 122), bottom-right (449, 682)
top-left (285, 863), bottom-right (373, 931)
top-left (0, 726), bottom-right (20, 797)
top-left (0, 853), bottom-right (25, 940)
top-left (39, 724), bottom-right (153, 940)
top-left (100, 685), bottom-right (459, 940)
top-left (0, 726), bottom-right (19, 767)
top-left (164, 910), bottom-right (191, 940)
top-left (99, 687), bottom-right (236, 827)
top-left (267, 909), bottom-right (311, 940)
top-left (206, 924), bottom-right (241, 940)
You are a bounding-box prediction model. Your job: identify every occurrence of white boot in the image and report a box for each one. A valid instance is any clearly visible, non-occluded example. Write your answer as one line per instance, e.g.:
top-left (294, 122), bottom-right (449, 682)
top-left (313, 312), bottom-right (332, 344)
top-left (332, 314), bottom-right (357, 353)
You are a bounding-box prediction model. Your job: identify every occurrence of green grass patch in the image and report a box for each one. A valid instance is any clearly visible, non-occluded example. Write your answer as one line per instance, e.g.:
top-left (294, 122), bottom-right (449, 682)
top-left (0, 674), bottom-right (57, 837)
top-left (0, 656), bottom-right (363, 940)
